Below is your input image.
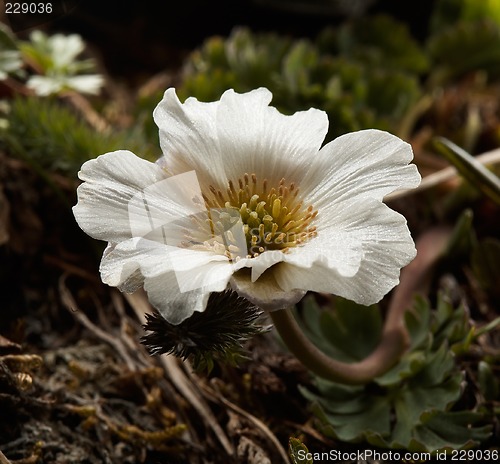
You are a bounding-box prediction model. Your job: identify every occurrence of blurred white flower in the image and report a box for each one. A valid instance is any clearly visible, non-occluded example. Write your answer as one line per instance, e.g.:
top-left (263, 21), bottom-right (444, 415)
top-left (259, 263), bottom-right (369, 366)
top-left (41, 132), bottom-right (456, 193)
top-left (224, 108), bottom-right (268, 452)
top-left (21, 30), bottom-right (103, 96)
top-left (73, 88), bottom-right (420, 324)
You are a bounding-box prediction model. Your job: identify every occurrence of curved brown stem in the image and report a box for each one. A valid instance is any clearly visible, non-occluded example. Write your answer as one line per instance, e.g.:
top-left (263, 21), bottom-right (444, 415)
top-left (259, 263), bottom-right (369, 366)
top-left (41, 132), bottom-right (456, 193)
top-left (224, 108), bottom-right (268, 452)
top-left (62, 91), bottom-right (110, 133)
top-left (271, 227), bottom-right (452, 385)
top-left (271, 308), bottom-right (408, 384)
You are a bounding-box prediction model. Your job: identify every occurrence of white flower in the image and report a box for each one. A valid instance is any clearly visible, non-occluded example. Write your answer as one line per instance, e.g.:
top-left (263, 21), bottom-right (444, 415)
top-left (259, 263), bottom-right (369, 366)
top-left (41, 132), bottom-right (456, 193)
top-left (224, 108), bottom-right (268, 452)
top-left (21, 31), bottom-right (104, 96)
top-left (73, 88), bottom-right (420, 324)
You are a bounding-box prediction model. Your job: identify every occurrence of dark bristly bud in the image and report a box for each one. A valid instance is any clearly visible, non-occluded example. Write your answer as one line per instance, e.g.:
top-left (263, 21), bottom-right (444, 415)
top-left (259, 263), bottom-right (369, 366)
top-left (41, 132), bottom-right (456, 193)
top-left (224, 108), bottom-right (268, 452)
top-left (141, 291), bottom-right (270, 372)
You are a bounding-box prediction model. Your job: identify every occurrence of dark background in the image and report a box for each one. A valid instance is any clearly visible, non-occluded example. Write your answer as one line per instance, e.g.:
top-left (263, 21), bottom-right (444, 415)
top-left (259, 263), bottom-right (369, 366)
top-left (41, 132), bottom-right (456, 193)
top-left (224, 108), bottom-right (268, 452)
top-left (5, 0), bottom-right (436, 77)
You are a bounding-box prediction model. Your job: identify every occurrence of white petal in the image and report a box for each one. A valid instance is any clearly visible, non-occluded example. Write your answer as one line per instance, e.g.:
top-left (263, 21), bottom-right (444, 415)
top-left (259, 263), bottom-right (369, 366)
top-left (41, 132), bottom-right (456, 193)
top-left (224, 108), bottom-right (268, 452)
top-left (275, 198), bottom-right (416, 305)
top-left (283, 229), bottom-right (363, 278)
top-left (232, 251), bottom-right (285, 282)
top-left (99, 238), bottom-right (163, 288)
top-left (230, 268), bottom-right (305, 310)
top-left (153, 88), bottom-right (225, 186)
top-left (153, 88), bottom-right (329, 188)
top-left (100, 242), bottom-right (144, 292)
top-left (73, 150), bottom-right (184, 243)
top-left (67, 75), bottom-right (104, 95)
top-left (231, 238), bottom-right (360, 284)
top-left (145, 274), bottom-right (210, 324)
top-left (100, 237), bottom-right (233, 324)
top-left (100, 237), bottom-right (229, 291)
top-left (50, 33), bottom-right (85, 67)
top-left (126, 170), bottom-right (209, 243)
top-left (215, 89), bottom-right (328, 185)
top-left (302, 129), bottom-right (421, 208)
top-left (27, 75), bottom-right (62, 96)
top-left (145, 262), bottom-right (234, 324)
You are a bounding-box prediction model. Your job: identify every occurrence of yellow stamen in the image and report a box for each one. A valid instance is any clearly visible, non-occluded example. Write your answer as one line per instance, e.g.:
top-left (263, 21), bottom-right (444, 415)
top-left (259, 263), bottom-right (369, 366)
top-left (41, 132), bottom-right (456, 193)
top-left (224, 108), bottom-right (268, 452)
top-left (201, 173), bottom-right (318, 258)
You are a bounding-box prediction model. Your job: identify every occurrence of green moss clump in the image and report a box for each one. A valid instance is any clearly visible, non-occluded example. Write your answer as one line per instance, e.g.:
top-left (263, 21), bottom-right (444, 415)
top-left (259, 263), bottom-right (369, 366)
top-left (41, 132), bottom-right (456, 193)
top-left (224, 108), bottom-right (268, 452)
top-left (0, 96), bottom-right (158, 174)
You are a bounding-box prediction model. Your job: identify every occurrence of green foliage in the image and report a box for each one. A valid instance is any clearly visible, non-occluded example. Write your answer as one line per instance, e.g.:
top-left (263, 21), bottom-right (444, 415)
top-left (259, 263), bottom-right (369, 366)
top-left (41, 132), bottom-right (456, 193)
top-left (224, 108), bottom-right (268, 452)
top-left (289, 437), bottom-right (313, 464)
top-left (179, 21), bottom-right (424, 139)
top-left (298, 295), bottom-right (492, 452)
top-left (430, 0), bottom-right (500, 34)
top-left (471, 239), bottom-right (500, 298)
top-left (428, 20), bottom-right (500, 84)
top-left (300, 297), bottom-right (382, 362)
top-left (0, 96), bottom-right (156, 174)
top-left (180, 29), bottom-right (291, 101)
top-left (442, 209), bottom-right (499, 307)
top-left (318, 15), bottom-right (429, 74)
top-left (427, 1), bottom-right (500, 84)
top-left (428, 293), bottom-right (473, 355)
top-left (179, 9), bottom-right (500, 140)
top-left (433, 138), bottom-right (500, 205)
top-left (445, 209), bottom-right (477, 259)
top-left (226, 28), bottom-right (292, 89)
top-left (477, 361), bottom-right (500, 402)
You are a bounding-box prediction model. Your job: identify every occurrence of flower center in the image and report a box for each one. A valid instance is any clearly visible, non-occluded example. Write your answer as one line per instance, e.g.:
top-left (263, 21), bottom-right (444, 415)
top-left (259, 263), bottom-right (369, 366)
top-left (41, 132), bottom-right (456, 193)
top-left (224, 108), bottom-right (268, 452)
top-left (202, 173), bottom-right (317, 259)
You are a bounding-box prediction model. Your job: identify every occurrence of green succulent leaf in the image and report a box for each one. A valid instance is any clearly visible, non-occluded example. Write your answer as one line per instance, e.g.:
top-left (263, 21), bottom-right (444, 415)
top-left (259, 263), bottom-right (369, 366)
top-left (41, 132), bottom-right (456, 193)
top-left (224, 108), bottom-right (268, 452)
top-left (298, 295), bottom-right (491, 451)
top-left (403, 296), bottom-right (432, 351)
top-left (410, 411), bottom-right (492, 451)
top-left (431, 293), bottom-right (471, 350)
top-left (301, 348), bottom-right (488, 451)
top-left (432, 137), bottom-right (500, 205)
top-left (300, 296), bottom-right (382, 363)
top-left (445, 209), bottom-right (477, 259)
top-left (478, 361), bottom-right (500, 402)
top-left (303, 380), bottom-right (391, 443)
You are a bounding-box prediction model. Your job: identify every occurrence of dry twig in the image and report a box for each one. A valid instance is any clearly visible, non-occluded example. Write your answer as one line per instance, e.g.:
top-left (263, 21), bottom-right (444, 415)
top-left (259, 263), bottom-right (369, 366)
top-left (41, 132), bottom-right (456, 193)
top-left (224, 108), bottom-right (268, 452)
top-left (386, 147), bottom-right (500, 201)
top-left (59, 275), bottom-right (137, 371)
top-left (198, 381), bottom-right (289, 464)
top-left (0, 450), bottom-right (12, 464)
top-left (124, 290), bottom-right (235, 457)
